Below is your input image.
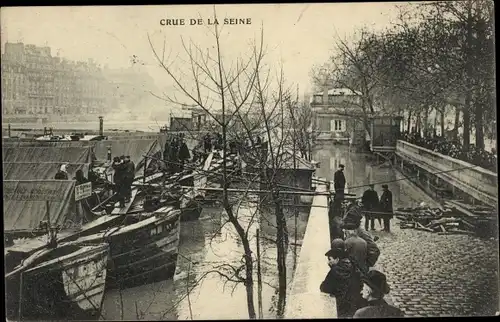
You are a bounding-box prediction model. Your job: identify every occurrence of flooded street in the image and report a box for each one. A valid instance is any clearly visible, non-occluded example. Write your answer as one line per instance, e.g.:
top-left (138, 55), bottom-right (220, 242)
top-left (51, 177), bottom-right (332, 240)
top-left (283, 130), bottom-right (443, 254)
top-left (101, 145), bottom-right (440, 320)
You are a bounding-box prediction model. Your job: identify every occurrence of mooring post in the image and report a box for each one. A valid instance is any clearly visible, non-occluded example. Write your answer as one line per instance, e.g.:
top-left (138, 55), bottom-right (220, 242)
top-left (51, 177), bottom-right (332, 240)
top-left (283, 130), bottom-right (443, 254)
top-left (18, 272), bottom-right (24, 321)
top-left (8, 123), bottom-right (11, 137)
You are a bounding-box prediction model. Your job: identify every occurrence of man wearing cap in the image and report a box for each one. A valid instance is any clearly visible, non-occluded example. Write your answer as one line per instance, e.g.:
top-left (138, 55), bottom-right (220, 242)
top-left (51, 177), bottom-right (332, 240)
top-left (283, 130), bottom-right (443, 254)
top-left (353, 270), bottom-right (404, 318)
top-left (334, 164), bottom-right (346, 199)
top-left (320, 239), bottom-right (365, 318)
top-left (379, 184), bottom-right (393, 232)
top-left (342, 202), bottom-right (380, 271)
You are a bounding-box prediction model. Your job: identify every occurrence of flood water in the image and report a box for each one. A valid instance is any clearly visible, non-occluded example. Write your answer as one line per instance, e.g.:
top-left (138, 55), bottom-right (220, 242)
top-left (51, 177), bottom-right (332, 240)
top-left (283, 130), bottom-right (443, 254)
top-left (100, 144), bottom-right (439, 320)
top-left (101, 198), bottom-right (309, 320)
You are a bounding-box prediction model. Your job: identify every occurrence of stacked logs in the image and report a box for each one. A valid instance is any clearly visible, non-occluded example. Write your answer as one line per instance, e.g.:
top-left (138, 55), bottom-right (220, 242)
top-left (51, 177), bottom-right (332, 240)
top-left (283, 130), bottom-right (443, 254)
top-left (395, 202), bottom-right (496, 237)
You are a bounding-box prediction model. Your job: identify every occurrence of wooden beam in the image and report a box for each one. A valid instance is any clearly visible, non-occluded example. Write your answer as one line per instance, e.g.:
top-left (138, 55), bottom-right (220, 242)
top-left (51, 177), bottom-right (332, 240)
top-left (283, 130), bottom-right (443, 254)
top-left (179, 186), bottom-right (358, 197)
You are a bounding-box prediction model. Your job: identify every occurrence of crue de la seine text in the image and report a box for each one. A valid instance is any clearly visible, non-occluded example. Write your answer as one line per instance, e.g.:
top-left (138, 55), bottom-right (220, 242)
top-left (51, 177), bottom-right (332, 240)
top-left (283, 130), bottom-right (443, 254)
top-left (160, 18), bottom-right (252, 26)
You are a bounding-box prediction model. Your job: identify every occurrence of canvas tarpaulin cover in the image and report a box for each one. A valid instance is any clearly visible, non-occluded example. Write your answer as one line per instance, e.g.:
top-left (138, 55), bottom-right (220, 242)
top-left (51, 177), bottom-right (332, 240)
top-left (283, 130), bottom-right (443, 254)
top-left (1, 141), bottom-right (92, 148)
top-left (2, 147), bottom-right (91, 163)
top-left (3, 180), bottom-right (78, 231)
top-left (3, 162), bottom-right (90, 180)
top-left (92, 139), bottom-right (159, 170)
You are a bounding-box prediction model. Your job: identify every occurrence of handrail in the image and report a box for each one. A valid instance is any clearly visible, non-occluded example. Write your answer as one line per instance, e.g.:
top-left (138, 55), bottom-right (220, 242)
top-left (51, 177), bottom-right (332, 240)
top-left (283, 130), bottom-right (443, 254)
top-left (397, 140), bottom-right (497, 177)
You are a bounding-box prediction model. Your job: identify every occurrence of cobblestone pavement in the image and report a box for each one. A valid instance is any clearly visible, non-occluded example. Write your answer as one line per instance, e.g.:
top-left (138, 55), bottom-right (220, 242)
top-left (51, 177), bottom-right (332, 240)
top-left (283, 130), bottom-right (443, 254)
top-left (314, 146), bottom-right (499, 317)
top-left (368, 218), bottom-right (499, 317)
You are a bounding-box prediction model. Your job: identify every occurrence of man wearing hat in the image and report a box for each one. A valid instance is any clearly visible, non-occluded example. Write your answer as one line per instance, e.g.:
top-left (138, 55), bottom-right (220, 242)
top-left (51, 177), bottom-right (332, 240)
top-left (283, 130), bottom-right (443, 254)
top-left (353, 270), bottom-right (404, 318)
top-left (334, 164), bottom-right (346, 199)
top-left (361, 184), bottom-right (380, 231)
top-left (379, 184), bottom-right (393, 232)
top-left (342, 202), bottom-right (380, 271)
top-left (320, 239), bottom-right (364, 318)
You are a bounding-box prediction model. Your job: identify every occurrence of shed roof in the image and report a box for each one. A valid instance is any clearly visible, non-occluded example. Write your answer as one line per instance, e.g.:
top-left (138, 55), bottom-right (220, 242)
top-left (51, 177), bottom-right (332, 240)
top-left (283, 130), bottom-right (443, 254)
top-left (273, 149), bottom-right (316, 171)
top-left (313, 88), bottom-right (362, 96)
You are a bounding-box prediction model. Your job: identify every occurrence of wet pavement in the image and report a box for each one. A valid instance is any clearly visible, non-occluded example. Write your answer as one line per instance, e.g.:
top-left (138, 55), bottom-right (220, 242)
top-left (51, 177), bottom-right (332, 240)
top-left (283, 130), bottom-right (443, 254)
top-left (313, 144), bottom-right (499, 317)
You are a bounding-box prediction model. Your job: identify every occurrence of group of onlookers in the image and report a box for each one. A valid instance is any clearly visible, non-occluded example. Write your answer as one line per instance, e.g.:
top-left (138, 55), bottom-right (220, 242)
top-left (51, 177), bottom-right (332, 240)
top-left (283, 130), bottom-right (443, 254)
top-left (322, 164), bottom-right (403, 318)
top-left (402, 132), bottom-right (497, 172)
top-left (163, 133), bottom-right (191, 173)
top-left (111, 155), bottom-right (135, 208)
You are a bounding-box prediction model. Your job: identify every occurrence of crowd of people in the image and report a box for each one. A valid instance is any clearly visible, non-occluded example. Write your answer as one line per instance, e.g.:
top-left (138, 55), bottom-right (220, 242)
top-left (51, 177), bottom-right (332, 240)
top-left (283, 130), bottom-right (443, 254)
top-left (111, 155), bottom-right (135, 208)
top-left (163, 133), bottom-right (192, 173)
top-left (321, 164), bottom-right (403, 318)
top-left (402, 131), bottom-right (497, 172)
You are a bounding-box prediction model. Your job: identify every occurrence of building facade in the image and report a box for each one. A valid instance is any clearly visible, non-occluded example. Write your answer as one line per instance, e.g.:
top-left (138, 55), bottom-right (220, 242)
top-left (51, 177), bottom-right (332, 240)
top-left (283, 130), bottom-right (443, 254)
top-left (310, 87), bottom-right (366, 145)
top-left (2, 42), bottom-right (107, 118)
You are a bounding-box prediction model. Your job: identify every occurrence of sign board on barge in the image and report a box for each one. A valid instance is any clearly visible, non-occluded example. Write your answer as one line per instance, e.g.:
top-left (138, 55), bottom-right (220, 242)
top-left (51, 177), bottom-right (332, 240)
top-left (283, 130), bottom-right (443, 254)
top-left (75, 182), bottom-right (92, 201)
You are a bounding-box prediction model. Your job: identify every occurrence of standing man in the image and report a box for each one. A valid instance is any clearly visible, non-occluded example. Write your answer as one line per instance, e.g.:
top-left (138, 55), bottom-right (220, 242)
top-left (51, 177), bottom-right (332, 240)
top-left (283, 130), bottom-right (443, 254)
top-left (342, 201), bottom-right (380, 271)
top-left (361, 184), bottom-right (380, 231)
top-left (112, 156), bottom-right (126, 208)
top-left (333, 164), bottom-right (346, 215)
top-left (170, 136), bottom-right (180, 173)
top-left (123, 155), bottom-right (135, 202)
top-left (379, 184), bottom-right (393, 232)
top-left (204, 133), bottom-right (212, 153)
top-left (178, 137), bottom-right (191, 171)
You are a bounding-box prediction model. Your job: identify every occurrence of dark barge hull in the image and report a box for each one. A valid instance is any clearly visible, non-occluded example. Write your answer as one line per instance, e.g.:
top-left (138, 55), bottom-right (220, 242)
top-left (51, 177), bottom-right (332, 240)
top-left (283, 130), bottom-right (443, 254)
top-left (6, 243), bottom-right (109, 321)
top-left (74, 207), bottom-right (181, 289)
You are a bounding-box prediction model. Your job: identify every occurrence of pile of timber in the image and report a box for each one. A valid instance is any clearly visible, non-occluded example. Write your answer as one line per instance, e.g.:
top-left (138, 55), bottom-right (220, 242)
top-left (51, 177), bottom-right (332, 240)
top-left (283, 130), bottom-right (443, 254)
top-left (395, 200), bottom-right (497, 237)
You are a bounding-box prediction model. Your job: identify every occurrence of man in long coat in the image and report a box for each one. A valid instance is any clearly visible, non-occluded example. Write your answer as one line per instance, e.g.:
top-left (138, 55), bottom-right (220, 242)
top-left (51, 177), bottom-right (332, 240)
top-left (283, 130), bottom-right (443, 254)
top-left (361, 184), bottom-right (380, 231)
top-left (332, 164), bottom-right (346, 215)
top-left (379, 184), bottom-right (393, 232)
top-left (178, 138), bottom-right (191, 171)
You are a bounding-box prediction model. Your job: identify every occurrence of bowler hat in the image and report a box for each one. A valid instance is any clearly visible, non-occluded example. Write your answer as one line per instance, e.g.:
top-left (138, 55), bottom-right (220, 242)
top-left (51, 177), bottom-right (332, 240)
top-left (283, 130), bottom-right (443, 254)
top-left (382, 184), bottom-right (389, 189)
top-left (339, 164), bottom-right (345, 169)
top-left (325, 239), bottom-right (346, 258)
top-left (363, 270), bottom-right (391, 295)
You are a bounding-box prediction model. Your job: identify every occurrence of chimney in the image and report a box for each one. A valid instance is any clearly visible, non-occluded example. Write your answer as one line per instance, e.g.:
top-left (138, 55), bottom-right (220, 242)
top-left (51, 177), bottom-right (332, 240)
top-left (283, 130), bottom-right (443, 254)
top-left (99, 116), bottom-right (104, 136)
top-left (322, 85), bottom-right (329, 105)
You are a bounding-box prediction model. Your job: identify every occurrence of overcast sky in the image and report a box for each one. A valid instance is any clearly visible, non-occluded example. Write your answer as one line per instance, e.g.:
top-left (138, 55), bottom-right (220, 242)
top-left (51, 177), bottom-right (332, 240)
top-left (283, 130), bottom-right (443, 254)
top-left (1, 3), bottom-right (403, 100)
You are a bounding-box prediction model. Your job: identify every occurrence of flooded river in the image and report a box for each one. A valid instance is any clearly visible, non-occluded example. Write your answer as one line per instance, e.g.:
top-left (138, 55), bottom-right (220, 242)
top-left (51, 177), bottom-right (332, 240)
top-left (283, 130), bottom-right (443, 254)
top-left (100, 145), bottom-right (439, 320)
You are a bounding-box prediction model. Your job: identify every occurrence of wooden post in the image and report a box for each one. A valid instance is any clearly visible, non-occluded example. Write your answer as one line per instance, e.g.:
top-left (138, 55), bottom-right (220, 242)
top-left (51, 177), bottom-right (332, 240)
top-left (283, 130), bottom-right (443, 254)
top-left (46, 200), bottom-right (52, 241)
top-left (8, 123), bottom-right (11, 137)
top-left (143, 158), bottom-right (147, 185)
top-left (256, 229), bottom-right (263, 319)
top-left (18, 272), bottom-right (24, 320)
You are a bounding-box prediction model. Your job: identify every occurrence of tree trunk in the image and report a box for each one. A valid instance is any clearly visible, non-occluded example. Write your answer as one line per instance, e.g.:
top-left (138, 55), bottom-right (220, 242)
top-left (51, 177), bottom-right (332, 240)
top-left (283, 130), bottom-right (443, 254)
top-left (463, 0), bottom-right (473, 152)
top-left (424, 106), bottom-right (430, 137)
top-left (416, 111), bottom-right (421, 136)
top-left (433, 108), bottom-right (438, 137)
top-left (475, 98), bottom-right (485, 150)
top-left (274, 193), bottom-right (287, 319)
top-left (453, 106), bottom-right (460, 140)
top-left (440, 109), bottom-right (445, 139)
top-left (406, 110), bottom-right (412, 133)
